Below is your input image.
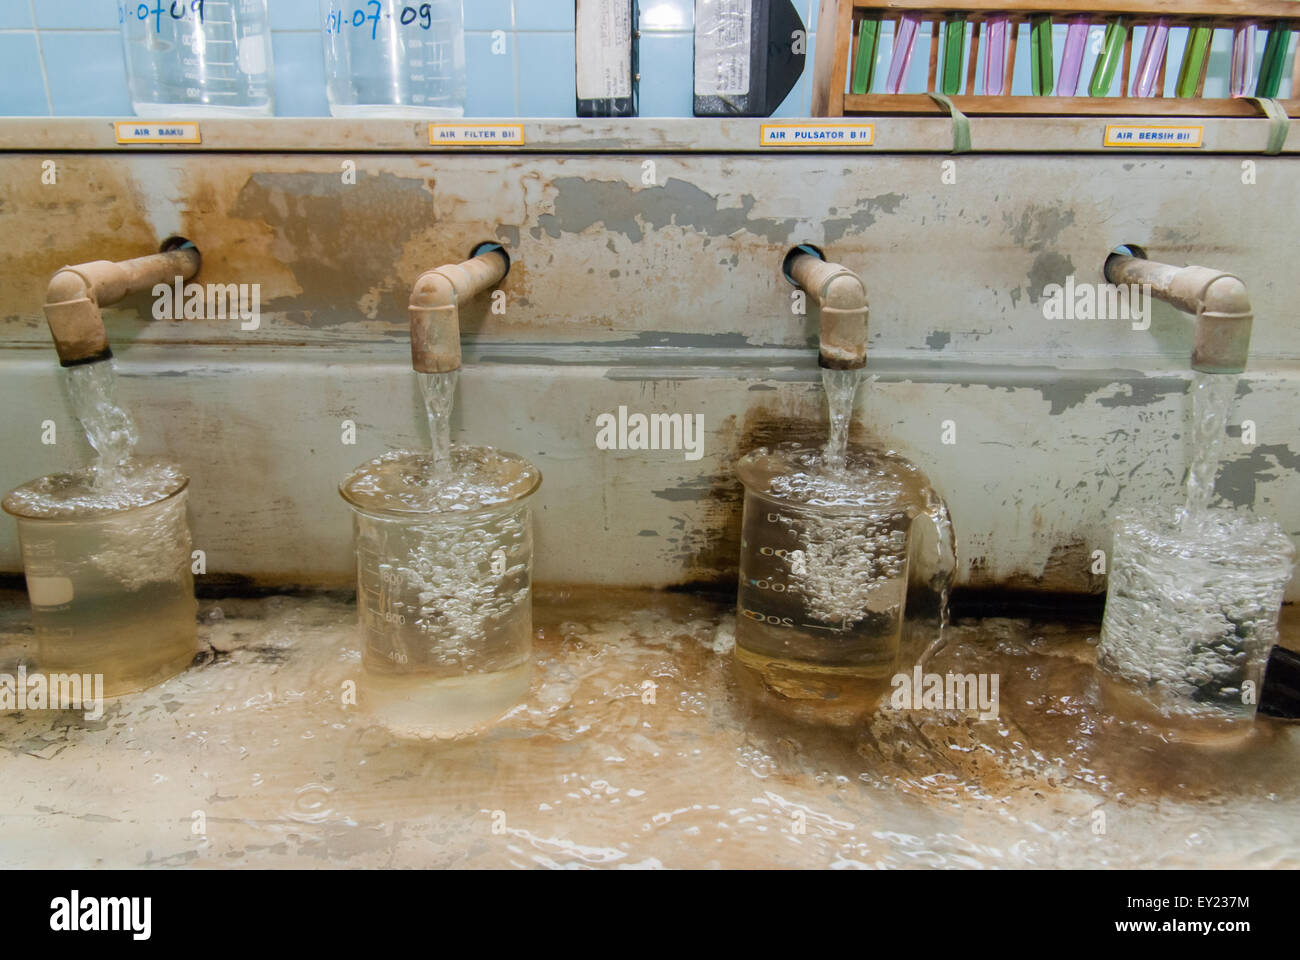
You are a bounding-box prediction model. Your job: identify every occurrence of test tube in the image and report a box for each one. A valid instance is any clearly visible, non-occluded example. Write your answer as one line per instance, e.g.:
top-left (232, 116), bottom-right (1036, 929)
top-left (981, 15), bottom-right (1009, 95)
top-left (1133, 18), bottom-right (1170, 97)
top-left (940, 15), bottom-right (966, 95)
top-left (1030, 15), bottom-right (1053, 95)
top-left (1230, 22), bottom-right (1257, 97)
top-left (1089, 17), bottom-right (1128, 97)
top-left (1256, 22), bottom-right (1294, 98)
top-left (884, 14), bottom-right (920, 94)
top-left (852, 18), bottom-right (882, 94)
top-left (1176, 24), bottom-right (1213, 98)
top-left (1058, 14), bottom-right (1090, 96)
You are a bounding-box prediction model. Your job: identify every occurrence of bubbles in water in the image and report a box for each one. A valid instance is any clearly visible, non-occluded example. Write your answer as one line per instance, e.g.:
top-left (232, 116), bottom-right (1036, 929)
top-left (735, 442), bottom-right (955, 682)
top-left (2, 458), bottom-right (187, 521)
top-left (1098, 506), bottom-right (1293, 723)
top-left (340, 445), bottom-right (540, 516)
top-left (1099, 369), bottom-right (1296, 728)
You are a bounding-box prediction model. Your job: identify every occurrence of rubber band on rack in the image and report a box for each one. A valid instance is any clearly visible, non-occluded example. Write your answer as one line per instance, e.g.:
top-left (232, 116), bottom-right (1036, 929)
top-left (927, 92), bottom-right (971, 154)
top-left (1246, 97), bottom-right (1290, 155)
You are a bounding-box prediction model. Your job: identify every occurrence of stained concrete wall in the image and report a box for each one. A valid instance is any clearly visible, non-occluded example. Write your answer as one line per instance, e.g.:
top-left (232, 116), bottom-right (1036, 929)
top-left (1, 120), bottom-right (1296, 595)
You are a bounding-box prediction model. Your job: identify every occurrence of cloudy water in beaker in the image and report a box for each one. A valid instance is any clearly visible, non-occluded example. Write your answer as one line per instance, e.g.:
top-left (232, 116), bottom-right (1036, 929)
top-left (3, 460), bottom-right (198, 697)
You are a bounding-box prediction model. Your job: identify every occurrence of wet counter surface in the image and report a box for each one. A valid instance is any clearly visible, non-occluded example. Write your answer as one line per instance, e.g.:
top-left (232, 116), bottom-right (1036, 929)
top-left (0, 587), bottom-right (1297, 869)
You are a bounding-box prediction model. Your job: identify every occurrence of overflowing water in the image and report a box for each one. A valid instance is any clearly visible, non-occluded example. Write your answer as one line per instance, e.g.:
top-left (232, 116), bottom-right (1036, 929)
top-left (733, 368), bottom-right (955, 713)
top-left (340, 360), bottom-right (542, 738)
top-left (1097, 370), bottom-right (1295, 732)
top-left (3, 586), bottom-right (1297, 868)
top-left (0, 359), bottom-right (199, 696)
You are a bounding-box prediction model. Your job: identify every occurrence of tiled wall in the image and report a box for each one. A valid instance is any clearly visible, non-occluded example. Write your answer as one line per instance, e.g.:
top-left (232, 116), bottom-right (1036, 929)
top-left (0, 0), bottom-right (821, 117)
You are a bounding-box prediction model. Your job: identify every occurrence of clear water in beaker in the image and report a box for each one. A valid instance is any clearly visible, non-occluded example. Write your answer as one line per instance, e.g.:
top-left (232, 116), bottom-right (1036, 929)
top-left (734, 442), bottom-right (954, 706)
top-left (3, 460), bottom-right (198, 698)
top-left (119, 0), bottom-right (274, 117)
top-left (320, 0), bottom-right (466, 117)
top-left (339, 445), bottom-right (540, 739)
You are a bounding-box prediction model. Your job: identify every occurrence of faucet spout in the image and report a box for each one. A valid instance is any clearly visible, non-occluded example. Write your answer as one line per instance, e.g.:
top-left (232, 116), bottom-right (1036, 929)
top-left (43, 247), bottom-right (201, 367)
top-left (409, 246), bottom-right (509, 374)
top-left (1104, 252), bottom-right (1252, 375)
top-left (787, 250), bottom-right (868, 370)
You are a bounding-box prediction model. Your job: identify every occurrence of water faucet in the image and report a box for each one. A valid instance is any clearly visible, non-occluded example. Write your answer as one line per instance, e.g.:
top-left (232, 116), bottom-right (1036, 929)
top-left (784, 246), bottom-right (868, 370)
top-left (1104, 249), bottom-right (1252, 375)
top-left (42, 245), bottom-right (201, 367)
top-left (408, 244), bottom-right (510, 374)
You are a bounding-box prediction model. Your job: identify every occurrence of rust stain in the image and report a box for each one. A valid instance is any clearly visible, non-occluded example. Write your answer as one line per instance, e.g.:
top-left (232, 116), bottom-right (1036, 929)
top-left (0, 157), bottom-right (157, 335)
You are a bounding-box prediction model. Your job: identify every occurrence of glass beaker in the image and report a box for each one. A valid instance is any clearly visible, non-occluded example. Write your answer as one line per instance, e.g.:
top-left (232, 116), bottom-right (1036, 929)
top-left (2, 461), bottom-right (198, 698)
top-left (119, 0), bottom-right (275, 117)
top-left (733, 442), bottom-right (955, 716)
top-left (320, 0), bottom-right (466, 117)
top-left (339, 446), bottom-right (540, 739)
top-left (1097, 508), bottom-right (1295, 738)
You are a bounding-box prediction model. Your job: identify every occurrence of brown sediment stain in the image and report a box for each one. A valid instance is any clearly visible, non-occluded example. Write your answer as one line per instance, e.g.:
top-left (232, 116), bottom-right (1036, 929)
top-left (0, 157), bottom-right (158, 333)
top-left (996, 538), bottom-right (1106, 595)
top-left (659, 387), bottom-right (885, 589)
top-left (227, 168), bottom-right (441, 327)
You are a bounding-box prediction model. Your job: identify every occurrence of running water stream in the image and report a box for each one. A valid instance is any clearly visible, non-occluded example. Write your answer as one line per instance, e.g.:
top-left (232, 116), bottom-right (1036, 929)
top-left (338, 365), bottom-right (541, 739)
top-left (66, 362), bottom-right (140, 489)
top-left (417, 370), bottom-right (458, 475)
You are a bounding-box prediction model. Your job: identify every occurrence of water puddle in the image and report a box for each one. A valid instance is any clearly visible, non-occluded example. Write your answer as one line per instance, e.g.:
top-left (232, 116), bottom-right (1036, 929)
top-left (1, 587), bottom-right (1294, 868)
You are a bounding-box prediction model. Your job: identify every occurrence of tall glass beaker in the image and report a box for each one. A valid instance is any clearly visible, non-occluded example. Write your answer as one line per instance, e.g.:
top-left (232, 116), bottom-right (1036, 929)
top-left (734, 442), bottom-right (955, 721)
top-left (339, 445), bottom-right (540, 738)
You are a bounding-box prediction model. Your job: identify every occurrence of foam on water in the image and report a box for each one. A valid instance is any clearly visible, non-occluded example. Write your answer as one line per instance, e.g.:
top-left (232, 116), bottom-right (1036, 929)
top-left (339, 446), bottom-right (540, 516)
top-left (2, 458), bottom-right (188, 521)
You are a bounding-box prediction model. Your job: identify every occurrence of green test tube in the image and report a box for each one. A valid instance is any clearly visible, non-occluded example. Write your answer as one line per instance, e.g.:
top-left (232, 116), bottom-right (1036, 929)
top-left (1030, 15), bottom-right (1054, 95)
top-left (1176, 24), bottom-right (1213, 97)
top-left (1256, 21), bottom-right (1293, 98)
top-left (852, 19), bottom-right (881, 94)
top-left (1089, 17), bottom-right (1128, 96)
top-left (941, 15), bottom-right (967, 95)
